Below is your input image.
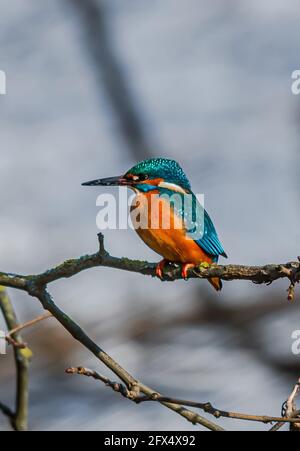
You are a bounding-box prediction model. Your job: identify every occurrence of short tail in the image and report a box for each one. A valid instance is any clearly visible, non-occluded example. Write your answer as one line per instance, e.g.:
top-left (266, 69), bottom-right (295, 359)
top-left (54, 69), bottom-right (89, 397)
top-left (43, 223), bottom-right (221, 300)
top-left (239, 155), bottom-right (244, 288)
top-left (209, 277), bottom-right (222, 291)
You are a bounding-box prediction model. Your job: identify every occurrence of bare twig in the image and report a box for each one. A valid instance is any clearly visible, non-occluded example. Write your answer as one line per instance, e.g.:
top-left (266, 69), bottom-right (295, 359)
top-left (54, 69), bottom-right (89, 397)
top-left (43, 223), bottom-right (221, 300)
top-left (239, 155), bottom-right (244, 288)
top-left (66, 367), bottom-right (135, 399)
top-left (0, 402), bottom-right (14, 420)
top-left (0, 288), bottom-right (32, 431)
top-left (270, 378), bottom-right (300, 431)
top-left (269, 421), bottom-right (286, 432)
top-left (5, 335), bottom-right (26, 349)
top-left (285, 379), bottom-right (300, 431)
top-left (138, 396), bottom-right (300, 425)
top-left (6, 312), bottom-right (53, 349)
top-left (65, 367), bottom-right (224, 431)
top-left (66, 367), bottom-right (300, 426)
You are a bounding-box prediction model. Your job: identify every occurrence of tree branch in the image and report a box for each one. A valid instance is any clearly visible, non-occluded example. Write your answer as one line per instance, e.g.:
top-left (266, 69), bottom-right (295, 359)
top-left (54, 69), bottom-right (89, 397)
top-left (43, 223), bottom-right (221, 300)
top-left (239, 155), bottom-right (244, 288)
top-left (0, 288), bottom-right (32, 431)
top-left (0, 234), bottom-right (298, 299)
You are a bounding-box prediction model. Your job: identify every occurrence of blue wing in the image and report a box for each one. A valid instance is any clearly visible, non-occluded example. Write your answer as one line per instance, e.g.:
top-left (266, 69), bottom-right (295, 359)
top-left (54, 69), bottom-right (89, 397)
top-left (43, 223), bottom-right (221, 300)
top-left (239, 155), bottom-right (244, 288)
top-left (158, 188), bottom-right (227, 262)
top-left (194, 210), bottom-right (227, 262)
top-left (182, 192), bottom-right (227, 262)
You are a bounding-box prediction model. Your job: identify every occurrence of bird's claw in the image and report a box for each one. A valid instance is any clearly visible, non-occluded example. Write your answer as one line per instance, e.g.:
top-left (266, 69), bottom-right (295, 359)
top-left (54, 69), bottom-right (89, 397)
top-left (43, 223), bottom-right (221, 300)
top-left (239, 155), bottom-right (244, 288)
top-left (181, 263), bottom-right (196, 280)
top-left (156, 259), bottom-right (168, 280)
top-left (156, 261), bottom-right (200, 281)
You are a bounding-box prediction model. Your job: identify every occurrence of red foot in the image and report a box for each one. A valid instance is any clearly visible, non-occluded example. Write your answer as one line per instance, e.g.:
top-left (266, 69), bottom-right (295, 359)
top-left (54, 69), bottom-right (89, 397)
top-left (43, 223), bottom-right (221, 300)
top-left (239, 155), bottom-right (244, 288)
top-left (156, 259), bottom-right (168, 279)
top-left (181, 263), bottom-right (196, 280)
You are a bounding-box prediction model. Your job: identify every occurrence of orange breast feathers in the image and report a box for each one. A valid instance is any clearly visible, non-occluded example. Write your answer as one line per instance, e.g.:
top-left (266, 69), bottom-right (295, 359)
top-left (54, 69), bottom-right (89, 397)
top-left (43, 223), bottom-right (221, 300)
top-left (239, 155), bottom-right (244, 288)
top-left (130, 192), bottom-right (212, 264)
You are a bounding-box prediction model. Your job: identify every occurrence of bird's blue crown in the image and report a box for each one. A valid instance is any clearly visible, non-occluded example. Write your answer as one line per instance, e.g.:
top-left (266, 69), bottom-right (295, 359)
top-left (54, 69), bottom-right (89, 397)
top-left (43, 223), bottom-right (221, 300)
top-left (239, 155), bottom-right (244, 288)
top-left (126, 158), bottom-right (191, 191)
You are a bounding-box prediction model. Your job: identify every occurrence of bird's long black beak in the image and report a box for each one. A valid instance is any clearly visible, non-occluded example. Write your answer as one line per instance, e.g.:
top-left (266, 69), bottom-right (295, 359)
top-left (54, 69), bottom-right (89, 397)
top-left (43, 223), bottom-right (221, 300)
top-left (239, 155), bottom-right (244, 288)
top-left (82, 176), bottom-right (129, 187)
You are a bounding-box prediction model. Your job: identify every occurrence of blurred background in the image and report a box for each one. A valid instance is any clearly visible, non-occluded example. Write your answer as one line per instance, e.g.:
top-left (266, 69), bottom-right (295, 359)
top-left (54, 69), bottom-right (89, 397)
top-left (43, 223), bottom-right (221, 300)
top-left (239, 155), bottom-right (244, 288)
top-left (0, 0), bottom-right (300, 431)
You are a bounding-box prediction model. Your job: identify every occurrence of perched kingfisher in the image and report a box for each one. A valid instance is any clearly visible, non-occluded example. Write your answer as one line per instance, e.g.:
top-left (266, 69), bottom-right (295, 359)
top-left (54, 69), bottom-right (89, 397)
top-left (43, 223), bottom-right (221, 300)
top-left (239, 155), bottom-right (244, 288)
top-left (82, 158), bottom-right (227, 291)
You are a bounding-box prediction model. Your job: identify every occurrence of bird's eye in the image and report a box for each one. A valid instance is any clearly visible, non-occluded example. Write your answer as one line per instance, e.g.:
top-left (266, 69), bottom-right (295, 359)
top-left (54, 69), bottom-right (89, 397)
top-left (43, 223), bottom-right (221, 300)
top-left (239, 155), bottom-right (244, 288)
top-left (138, 174), bottom-right (148, 181)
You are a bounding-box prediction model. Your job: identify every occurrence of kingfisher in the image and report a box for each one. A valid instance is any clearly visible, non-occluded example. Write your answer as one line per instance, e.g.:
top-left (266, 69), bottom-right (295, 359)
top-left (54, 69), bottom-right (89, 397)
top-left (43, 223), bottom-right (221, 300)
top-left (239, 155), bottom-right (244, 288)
top-left (82, 158), bottom-right (227, 291)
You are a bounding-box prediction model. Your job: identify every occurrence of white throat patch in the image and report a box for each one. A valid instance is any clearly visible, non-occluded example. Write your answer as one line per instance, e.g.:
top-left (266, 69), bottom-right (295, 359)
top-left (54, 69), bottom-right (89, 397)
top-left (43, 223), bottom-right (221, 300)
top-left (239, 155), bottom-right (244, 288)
top-left (158, 181), bottom-right (187, 194)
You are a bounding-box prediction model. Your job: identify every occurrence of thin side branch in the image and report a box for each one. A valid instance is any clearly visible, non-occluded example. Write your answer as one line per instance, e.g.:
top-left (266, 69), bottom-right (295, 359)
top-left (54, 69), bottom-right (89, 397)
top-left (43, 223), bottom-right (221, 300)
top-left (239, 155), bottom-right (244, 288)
top-left (66, 367), bottom-right (300, 426)
top-left (66, 367), bottom-right (136, 399)
top-left (65, 367), bottom-right (224, 431)
top-left (0, 402), bottom-right (14, 420)
top-left (6, 313), bottom-right (53, 348)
